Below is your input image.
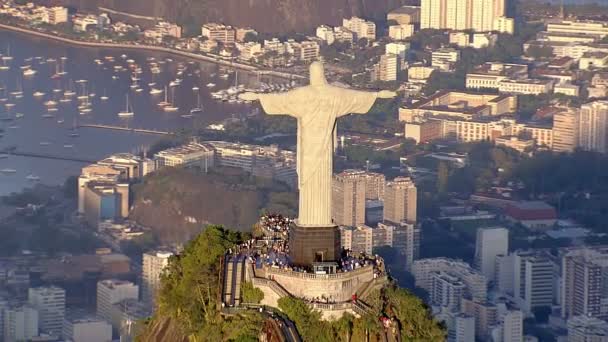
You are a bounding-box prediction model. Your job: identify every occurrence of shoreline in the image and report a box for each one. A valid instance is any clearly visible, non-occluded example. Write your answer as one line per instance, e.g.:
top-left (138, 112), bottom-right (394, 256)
top-left (0, 23), bottom-right (303, 80)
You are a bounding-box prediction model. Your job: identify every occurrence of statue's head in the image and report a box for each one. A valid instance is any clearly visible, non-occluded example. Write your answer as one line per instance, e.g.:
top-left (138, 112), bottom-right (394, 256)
top-left (309, 61), bottom-right (327, 86)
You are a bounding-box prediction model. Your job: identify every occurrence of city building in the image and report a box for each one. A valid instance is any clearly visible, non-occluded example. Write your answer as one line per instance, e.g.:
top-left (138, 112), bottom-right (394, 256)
top-left (142, 250), bottom-right (173, 306)
top-left (404, 119), bottom-right (443, 143)
top-left (83, 182), bottom-right (129, 228)
top-left (389, 24), bottom-right (415, 40)
top-left (386, 42), bottom-right (409, 60)
top-left (567, 315), bottom-right (608, 342)
top-left (46, 6), bottom-right (68, 25)
top-left (466, 62), bottom-right (529, 90)
top-left (143, 21), bottom-right (182, 42)
top-left (201, 23), bottom-right (236, 44)
top-left (495, 253), bottom-right (515, 295)
top-left (96, 279), bottom-right (139, 323)
top-left (491, 309), bottom-right (524, 342)
top-left (332, 170), bottom-right (367, 227)
top-left (78, 164), bottom-right (123, 214)
top-left (580, 52), bottom-right (608, 70)
top-left (333, 26), bottom-right (355, 43)
top-left (472, 32), bottom-right (498, 49)
top-left (399, 91), bottom-right (517, 122)
top-left (371, 53), bottom-right (399, 82)
top-left (421, 0), bottom-right (507, 32)
top-left (154, 142), bottom-right (215, 170)
top-left (495, 136), bottom-right (535, 153)
top-left (430, 271), bottom-right (467, 311)
top-left (450, 32), bottom-right (471, 47)
top-left (504, 201), bottom-right (557, 230)
top-left (316, 25), bottom-right (335, 45)
top-left (4, 305), bottom-right (38, 342)
top-left (513, 251), bottom-right (555, 314)
top-left (342, 17), bottom-right (376, 41)
top-left (362, 172), bottom-right (385, 201)
top-left (387, 5), bottom-right (421, 25)
top-left (494, 16), bottom-right (515, 34)
top-left (547, 20), bottom-right (608, 40)
top-left (461, 298), bottom-right (498, 340)
top-left (554, 82), bottom-right (580, 97)
top-left (383, 177), bottom-right (417, 224)
top-left (431, 48), bottom-right (460, 72)
top-left (413, 258), bottom-right (487, 302)
top-left (97, 153), bottom-right (153, 180)
top-left (553, 109), bottom-right (580, 153)
top-left (579, 101), bottom-right (608, 154)
top-left (475, 227), bottom-right (509, 282)
top-left (498, 79), bottom-right (554, 95)
top-left (561, 247), bottom-right (608, 320)
top-left (63, 315), bottom-right (112, 342)
top-left (27, 286), bottom-right (65, 336)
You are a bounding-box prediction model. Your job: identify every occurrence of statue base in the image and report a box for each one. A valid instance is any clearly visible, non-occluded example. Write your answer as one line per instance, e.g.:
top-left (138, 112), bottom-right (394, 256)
top-left (289, 224), bottom-right (340, 267)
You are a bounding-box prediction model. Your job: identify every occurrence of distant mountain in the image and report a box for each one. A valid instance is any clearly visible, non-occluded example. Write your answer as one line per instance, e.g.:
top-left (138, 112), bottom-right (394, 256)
top-left (42, 0), bottom-right (409, 33)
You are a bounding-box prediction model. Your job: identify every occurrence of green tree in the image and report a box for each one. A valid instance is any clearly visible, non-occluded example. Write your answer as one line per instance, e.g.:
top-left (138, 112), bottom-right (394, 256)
top-left (526, 45), bottom-right (554, 59)
top-left (241, 282), bottom-right (264, 304)
top-left (384, 287), bottom-right (446, 341)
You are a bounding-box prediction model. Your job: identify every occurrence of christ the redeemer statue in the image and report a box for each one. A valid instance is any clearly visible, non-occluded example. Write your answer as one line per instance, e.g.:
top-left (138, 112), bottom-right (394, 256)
top-left (241, 62), bottom-right (395, 227)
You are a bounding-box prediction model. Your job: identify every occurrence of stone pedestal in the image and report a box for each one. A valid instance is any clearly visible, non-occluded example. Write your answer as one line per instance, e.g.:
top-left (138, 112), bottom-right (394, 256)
top-left (289, 224), bottom-right (340, 267)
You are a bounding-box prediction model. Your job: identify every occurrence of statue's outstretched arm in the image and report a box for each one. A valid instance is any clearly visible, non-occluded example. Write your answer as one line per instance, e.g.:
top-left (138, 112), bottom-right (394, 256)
top-left (240, 91), bottom-right (297, 116)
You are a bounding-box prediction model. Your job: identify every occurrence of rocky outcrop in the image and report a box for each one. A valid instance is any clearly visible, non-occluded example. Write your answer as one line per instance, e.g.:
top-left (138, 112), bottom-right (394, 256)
top-left (41, 0), bottom-right (409, 33)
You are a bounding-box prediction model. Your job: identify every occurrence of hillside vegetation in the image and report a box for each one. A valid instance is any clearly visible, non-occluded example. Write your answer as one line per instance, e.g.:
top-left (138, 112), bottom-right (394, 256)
top-left (139, 225), bottom-right (446, 341)
top-left (130, 167), bottom-right (297, 244)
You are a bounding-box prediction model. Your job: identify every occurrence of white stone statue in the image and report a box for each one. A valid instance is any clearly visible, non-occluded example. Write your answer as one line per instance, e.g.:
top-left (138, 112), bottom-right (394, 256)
top-left (240, 62), bottom-right (396, 227)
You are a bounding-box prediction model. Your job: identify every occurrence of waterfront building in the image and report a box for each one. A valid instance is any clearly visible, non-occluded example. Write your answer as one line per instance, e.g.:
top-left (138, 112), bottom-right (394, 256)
top-left (333, 26), bottom-right (355, 43)
top-left (96, 280), bottom-right (138, 323)
top-left (332, 170), bottom-right (367, 227)
top-left (78, 164), bottom-right (123, 214)
top-left (154, 142), bottom-right (215, 170)
top-left (46, 6), bottom-right (68, 25)
top-left (475, 227), bottom-right (509, 283)
top-left (83, 182), bottom-right (129, 228)
top-left (27, 286), bottom-right (65, 336)
top-left (142, 250), bottom-right (173, 306)
top-left (201, 23), bottom-right (236, 44)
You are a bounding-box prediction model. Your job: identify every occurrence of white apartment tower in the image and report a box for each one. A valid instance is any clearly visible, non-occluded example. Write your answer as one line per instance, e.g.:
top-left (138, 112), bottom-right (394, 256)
top-left (4, 305), bottom-right (38, 342)
top-left (142, 250), bottom-right (173, 306)
top-left (513, 251), bottom-right (554, 314)
top-left (383, 177), bottom-right (417, 224)
top-left (553, 109), bottom-right (580, 153)
top-left (96, 279), bottom-right (139, 323)
top-left (332, 170), bottom-right (367, 227)
top-left (421, 0), bottom-right (506, 32)
top-left (27, 286), bottom-right (65, 336)
top-left (579, 101), bottom-right (608, 154)
top-left (475, 227), bottom-right (509, 283)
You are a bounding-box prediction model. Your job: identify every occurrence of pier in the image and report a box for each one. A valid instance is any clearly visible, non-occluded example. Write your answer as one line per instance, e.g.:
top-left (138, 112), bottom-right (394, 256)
top-left (77, 124), bottom-right (172, 135)
top-left (4, 150), bottom-right (95, 164)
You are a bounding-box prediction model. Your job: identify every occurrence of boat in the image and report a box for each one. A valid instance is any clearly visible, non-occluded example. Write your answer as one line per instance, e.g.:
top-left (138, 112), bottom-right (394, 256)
top-left (0, 168), bottom-right (16, 173)
top-left (206, 83), bottom-right (216, 88)
top-left (162, 86), bottom-right (179, 113)
top-left (59, 98), bottom-right (72, 103)
top-left (135, 88), bottom-right (143, 93)
top-left (158, 86), bottom-right (170, 107)
top-left (42, 113), bottom-right (54, 118)
top-left (192, 86), bottom-right (199, 91)
top-left (33, 91), bottom-right (45, 98)
top-left (44, 100), bottom-right (58, 106)
top-left (100, 91), bottom-right (109, 101)
top-left (181, 113), bottom-right (194, 118)
top-left (23, 68), bottom-right (36, 77)
top-left (26, 174), bottom-right (40, 181)
top-left (118, 94), bottom-right (134, 117)
top-left (150, 87), bottom-right (163, 95)
top-left (57, 119), bottom-right (64, 124)
top-left (47, 107), bottom-right (58, 112)
top-left (63, 144), bottom-right (73, 148)
top-left (39, 141), bottom-right (51, 146)
top-left (190, 89), bottom-right (203, 114)
top-left (15, 113), bottom-right (24, 119)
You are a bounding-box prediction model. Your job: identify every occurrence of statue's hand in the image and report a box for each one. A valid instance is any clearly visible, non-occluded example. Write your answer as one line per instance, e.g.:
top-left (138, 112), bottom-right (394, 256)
top-left (377, 90), bottom-right (397, 99)
top-left (239, 92), bottom-right (260, 101)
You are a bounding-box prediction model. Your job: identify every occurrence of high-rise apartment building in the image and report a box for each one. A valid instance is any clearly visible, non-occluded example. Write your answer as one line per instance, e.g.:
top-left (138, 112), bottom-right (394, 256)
top-left (332, 170), bottom-right (367, 227)
top-left (451, 313), bottom-right (476, 342)
top-left (27, 286), bottom-right (65, 336)
top-left (142, 251), bottom-right (173, 306)
top-left (561, 247), bottom-right (608, 320)
top-left (475, 227), bottom-right (509, 282)
top-left (579, 101), bottom-right (608, 154)
top-left (413, 258), bottom-right (487, 302)
top-left (383, 177), bottom-right (417, 224)
top-left (492, 309), bottom-right (524, 342)
top-left (462, 298), bottom-right (498, 340)
top-left (363, 172), bottom-right (386, 200)
top-left (553, 109), bottom-right (580, 152)
top-left (46, 7), bottom-right (68, 25)
top-left (201, 24), bottom-right (236, 44)
top-left (3, 305), bottom-right (38, 342)
top-left (421, 0), bottom-right (506, 32)
top-left (513, 251), bottom-right (555, 314)
top-left (567, 315), bottom-right (608, 342)
top-left (342, 17), bottom-right (376, 41)
top-left (371, 54), bottom-right (399, 82)
top-left (63, 316), bottom-right (112, 342)
top-left (96, 280), bottom-right (139, 323)
top-left (430, 271), bottom-right (467, 311)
